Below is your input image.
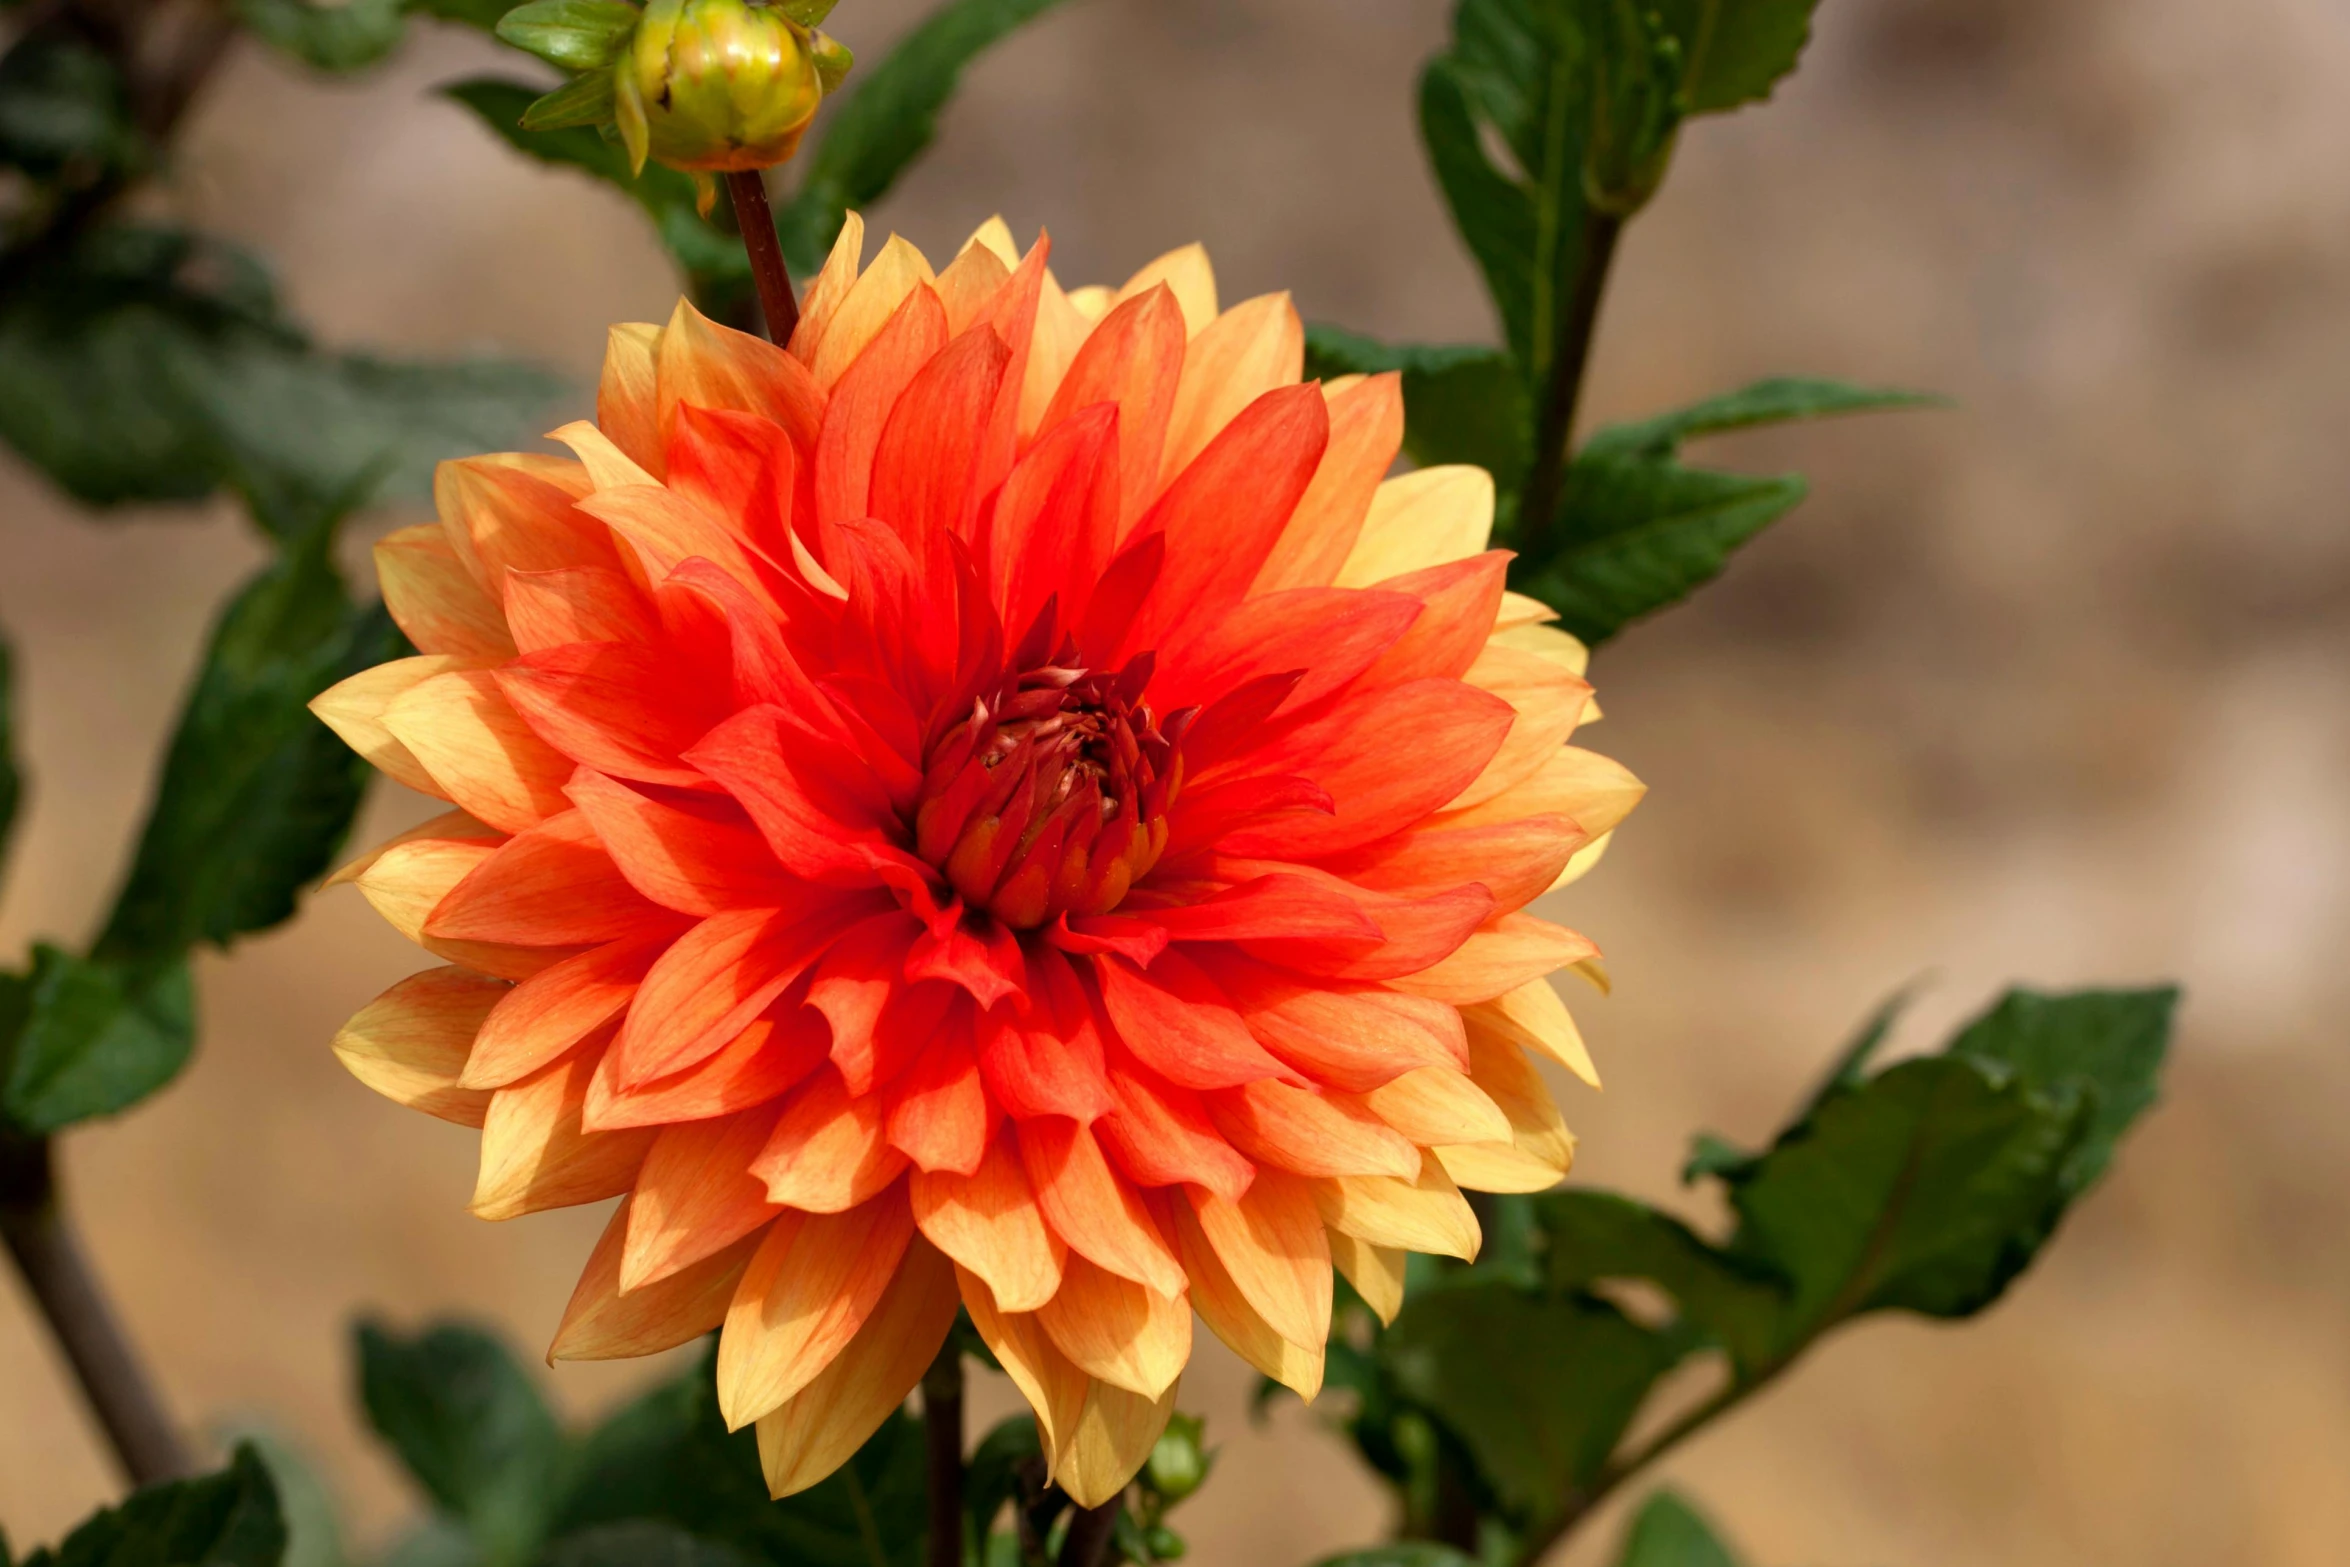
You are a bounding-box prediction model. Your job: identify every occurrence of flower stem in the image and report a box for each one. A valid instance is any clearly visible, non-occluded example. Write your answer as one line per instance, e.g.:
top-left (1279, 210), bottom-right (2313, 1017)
top-left (1057, 1497), bottom-right (1122, 1567)
top-left (1513, 208), bottom-right (1626, 569)
top-left (0, 1133), bottom-right (193, 1486)
top-left (922, 1338), bottom-right (964, 1567)
top-left (725, 170), bottom-right (801, 344)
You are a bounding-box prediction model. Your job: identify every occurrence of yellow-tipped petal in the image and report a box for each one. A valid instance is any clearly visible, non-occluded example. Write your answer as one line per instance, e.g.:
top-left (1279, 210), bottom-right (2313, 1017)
top-left (1064, 284), bottom-right (1113, 323)
top-left (788, 210), bottom-right (866, 364)
top-left (1360, 1064), bottom-right (1513, 1146)
top-left (811, 233), bottom-right (936, 389)
top-left (381, 669), bottom-right (574, 834)
top-left (1493, 590), bottom-right (1560, 631)
top-left (598, 322), bottom-right (665, 475)
top-left (552, 1197), bottom-right (761, 1362)
top-left (549, 418), bottom-right (660, 492)
top-left (376, 525), bottom-right (515, 662)
top-left (1336, 466), bottom-right (1495, 587)
top-left (754, 1238), bottom-right (959, 1497)
top-left (1186, 1170), bottom-right (1329, 1351)
top-left (1315, 1152), bottom-right (1481, 1261)
top-left (1489, 618), bottom-right (1591, 679)
top-left (472, 1049), bottom-right (652, 1220)
top-left (1467, 978), bottom-right (1600, 1089)
top-left (935, 240), bottom-right (1013, 336)
top-left (717, 1195), bottom-right (915, 1429)
top-left (1035, 1254), bottom-right (1190, 1399)
top-left (1462, 1024), bottom-right (1576, 1172)
top-left (1171, 1198), bottom-right (1323, 1399)
top-left (311, 654), bottom-right (479, 798)
top-left (1057, 1377), bottom-right (1179, 1510)
top-left (1328, 1231), bottom-right (1406, 1326)
top-left (1115, 242), bottom-right (1217, 338)
top-left (331, 967), bottom-right (503, 1127)
top-left (911, 1139), bottom-right (1066, 1313)
top-left (327, 808), bottom-right (499, 889)
top-left (1019, 270), bottom-right (1093, 438)
top-left (959, 1268), bottom-right (1090, 1472)
top-left (962, 214), bottom-right (1020, 269)
top-left (1161, 291), bottom-right (1303, 484)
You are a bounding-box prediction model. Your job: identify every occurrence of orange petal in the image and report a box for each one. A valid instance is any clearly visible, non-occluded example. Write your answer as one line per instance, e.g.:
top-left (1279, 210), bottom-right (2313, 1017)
top-left (911, 1139), bottom-right (1066, 1313)
top-left (328, 807), bottom-right (500, 889)
top-left (1035, 1253), bottom-right (1189, 1399)
top-left (1218, 961), bottom-right (1466, 1092)
top-left (502, 565), bottom-right (659, 654)
top-left (885, 1026), bottom-right (992, 1175)
top-left (552, 1196), bottom-right (760, 1361)
top-left (1210, 1079), bottom-right (1420, 1180)
top-left (311, 654), bottom-right (482, 797)
top-left (1018, 1117), bottom-right (1184, 1297)
top-left (869, 325), bottom-right (1012, 553)
top-left (331, 967), bottom-right (503, 1127)
top-left (570, 484), bottom-right (774, 608)
top-left (1328, 1231), bottom-right (1406, 1325)
top-left (381, 668), bottom-right (573, 834)
top-left (809, 233), bottom-right (937, 390)
top-left (1439, 744), bottom-right (1646, 840)
top-left (624, 1105), bottom-right (784, 1290)
top-left (1018, 267), bottom-right (1094, 441)
top-left (1186, 1169), bottom-right (1329, 1350)
top-left (717, 1190), bottom-right (916, 1429)
top-left (1314, 1152), bottom-right (1480, 1261)
top-left (786, 211), bottom-right (866, 367)
top-left (753, 1235), bottom-right (958, 1497)
top-left (1040, 287), bottom-right (1186, 533)
top-left (1433, 1025), bottom-right (1574, 1194)
top-left (597, 321), bottom-right (664, 475)
top-left (958, 1268), bottom-right (1089, 1470)
top-left (1171, 1196), bottom-right (1323, 1398)
top-left (432, 452), bottom-right (610, 591)
top-left (1360, 1064), bottom-right (1512, 1147)
top-left (566, 768), bottom-right (795, 916)
top-left (1465, 978), bottom-right (1598, 1089)
top-left (656, 298), bottom-right (825, 458)
top-left (463, 938), bottom-right (654, 1090)
top-left (1250, 372), bottom-right (1405, 594)
top-left (1391, 914), bottom-right (1599, 1006)
top-left (1161, 292), bottom-right (1304, 488)
top-left (813, 284), bottom-right (951, 536)
top-left (424, 810), bottom-right (668, 947)
top-left (473, 1048), bottom-right (653, 1220)
top-left (1357, 551), bottom-right (1512, 688)
top-left (1335, 467), bottom-right (1493, 588)
top-left (357, 835), bottom-right (580, 981)
top-left (1056, 1376), bottom-right (1179, 1510)
top-left (1447, 644), bottom-right (1594, 813)
top-left (935, 240), bottom-right (1013, 336)
top-left (610, 905), bottom-right (836, 1085)
top-left (751, 1067), bottom-right (910, 1213)
top-left (1114, 243), bottom-right (1217, 337)
top-left (377, 524), bottom-right (515, 661)
top-left (586, 1005), bottom-right (830, 1132)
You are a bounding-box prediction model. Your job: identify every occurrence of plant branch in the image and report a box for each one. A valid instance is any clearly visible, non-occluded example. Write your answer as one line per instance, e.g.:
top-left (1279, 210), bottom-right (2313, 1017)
top-left (725, 170), bottom-right (801, 344)
top-left (1514, 208), bottom-right (1626, 567)
top-left (0, 1134), bottom-right (194, 1487)
top-left (922, 1337), bottom-right (964, 1567)
top-left (1057, 1496), bottom-right (1122, 1567)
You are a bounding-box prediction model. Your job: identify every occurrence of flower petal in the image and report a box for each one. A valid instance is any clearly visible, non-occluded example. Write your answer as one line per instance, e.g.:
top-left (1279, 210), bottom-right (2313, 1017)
top-left (1314, 1151), bottom-right (1481, 1261)
top-left (553, 1196), bottom-right (759, 1361)
top-left (473, 1047), bottom-right (653, 1220)
top-left (1018, 1116), bottom-right (1184, 1296)
top-left (463, 936), bottom-right (659, 1090)
top-left (1035, 1253), bottom-right (1189, 1398)
top-left (1187, 1169), bottom-right (1329, 1351)
top-left (377, 523), bottom-right (515, 661)
top-left (1209, 1079), bottom-right (1420, 1180)
top-left (623, 1104), bottom-right (784, 1290)
top-left (1335, 466), bottom-right (1493, 588)
top-left (717, 1188), bottom-right (915, 1429)
top-left (912, 1139), bottom-right (1066, 1313)
top-left (751, 1066), bottom-right (910, 1212)
top-left (958, 1268), bottom-right (1089, 1468)
top-left (425, 810), bottom-right (670, 946)
top-left (331, 967), bottom-right (502, 1127)
top-left (382, 668), bottom-right (574, 833)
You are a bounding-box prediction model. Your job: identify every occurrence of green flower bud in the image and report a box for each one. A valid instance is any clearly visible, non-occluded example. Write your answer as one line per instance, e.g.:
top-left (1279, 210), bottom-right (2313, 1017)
top-left (1143, 1413), bottom-right (1209, 1503)
top-left (612, 0), bottom-right (834, 177)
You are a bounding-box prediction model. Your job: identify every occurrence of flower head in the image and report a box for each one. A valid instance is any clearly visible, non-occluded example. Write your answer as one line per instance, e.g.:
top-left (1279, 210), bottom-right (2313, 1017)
top-left (316, 216), bottom-right (1644, 1505)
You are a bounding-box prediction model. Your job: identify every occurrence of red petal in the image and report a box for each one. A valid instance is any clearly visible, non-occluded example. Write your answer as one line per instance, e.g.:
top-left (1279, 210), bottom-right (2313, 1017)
top-left (566, 768), bottom-right (799, 915)
top-left (1355, 553), bottom-right (1511, 687)
top-left (1039, 287), bottom-right (1185, 534)
top-left (814, 285), bottom-right (950, 545)
top-left (975, 952), bottom-right (1114, 1122)
top-left (885, 1020), bottom-right (993, 1175)
top-left (1150, 586), bottom-right (1420, 716)
top-left (1128, 874), bottom-right (1381, 949)
top-left (1093, 949), bottom-right (1294, 1092)
top-left (425, 810), bottom-right (673, 946)
top-left (988, 402), bottom-right (1121, 637)
top-left (689, 705), bottom-right (903, 885)
top-left (870, 326), bottom-right (1012, 552)
top-left (750, 1067), bottom-right (910, 1212)
top-left (664, 404), bottom-right (798, 567)
top-left (611, 902), bottom-right (873, 1085)
top-left (1098, 1054), bottom-right (1255, 1201)
top-left (586, 1004), bottom-right (830, 1130)
top-left (1252, 373), bottom-right (1405, 593)
top-left (497, 641), bottom-right (729, 788)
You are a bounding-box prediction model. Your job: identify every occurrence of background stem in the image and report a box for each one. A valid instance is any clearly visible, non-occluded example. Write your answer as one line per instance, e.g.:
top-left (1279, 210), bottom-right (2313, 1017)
top-left (724, 170), bottom-right (801, 344)
top-left (1057, 1496), bottom-right (1121, 1567)
top-left (0, 1135), bottom-right (193, 1487)
top-left (1514, 209), bottom-right (1626, 566)
top-left (921, 1339), bottom-right (964, 1567)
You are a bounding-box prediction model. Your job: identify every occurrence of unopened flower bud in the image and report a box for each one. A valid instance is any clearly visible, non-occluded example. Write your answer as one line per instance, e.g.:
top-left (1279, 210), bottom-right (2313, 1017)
top-left (1144, 1413), bottom-right (1209, 1503)
top-left (613, 0), bottom-right (836, 178)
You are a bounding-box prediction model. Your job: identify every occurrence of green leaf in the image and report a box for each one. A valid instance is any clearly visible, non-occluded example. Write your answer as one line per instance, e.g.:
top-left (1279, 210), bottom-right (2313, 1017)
top-left (356, 1321), bottom-right (569, 1567)
top-left (1, 946), bottom-right (193, 1133)
top-left (0, 36), bottom-right (142, 177)
top-left (1535, 1190), bottom-right (1785, 1375)
top-left (1416, 1), bottom-right (1587, 383)
top-left (1615, 1489), bottom-right (1741, 1567)
top-left (19, 1445), bottom-right (285, 1567)
top-left (0, 633), bottom-right (21, 886)
top-left (522, 72), bottom-right (618, 132)
top-left (1948, 987), bottom-right (2176, 1196)
top-left (772, 0), bottom-right (1077, 275)
top-left (538, 1525), bottom-right (754, 1567)
top-left (94, 540), bottom-right (402, 965)
top-left (553, 1346), bottom-right (929, 1567)
top-left (1648, 0), bottom-right (1819, 115)
top-left (1303, 326), bottom-right (1533, 489)
top-left (235, 0), bottom-right (411, 73)
top-left (1381, 1283), bottom-right (1687, 1520)
top-left (496, 0), bottom-right (641, 71)
top-left (228, 1427), bottom-right (351, 1567)
top-left (1308, 1551), bottom-right (1479, 1567)
top-left (964, 1416), bottom-right (1043, 1546)
top-left (1517, 377), bottom-right (1935, 643)
top-left (0, 225), bottom-right (559, 528)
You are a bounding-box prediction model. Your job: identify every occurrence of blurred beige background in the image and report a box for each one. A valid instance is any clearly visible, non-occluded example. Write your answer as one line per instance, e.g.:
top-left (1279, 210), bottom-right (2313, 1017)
top-left (6, 0), bottom-right (2350, 1561)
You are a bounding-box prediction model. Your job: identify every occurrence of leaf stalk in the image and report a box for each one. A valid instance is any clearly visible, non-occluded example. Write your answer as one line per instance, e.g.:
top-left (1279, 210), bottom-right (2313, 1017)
top-left (725, 170), bottom-right (802, 344)
top-left (1514, 207), bottom-right (1624, 568)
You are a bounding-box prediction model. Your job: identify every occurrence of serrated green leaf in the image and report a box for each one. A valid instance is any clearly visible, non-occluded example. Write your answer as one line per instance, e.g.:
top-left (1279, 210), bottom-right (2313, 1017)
top-left (2, 946), bottom-right (193, 1133)
top-left (1948, 986), bottom-right (2177, 1196)
top-left (1303, 326), bottom-right (1532, 488)
top-left (772, 0), bottom-right (1076, 275)
top-left (19, 1445), bottom-right (285, 1567)
top-left (235, 0), bottom-right (411, 74)
top-left (1648, 0), bottom-right (1819, 114)
top-left (1381, 1283), bottom-right (1687, 1520)
top-left (93, 542), bottom-right (401, 965)
top-left (0, 634), bottom-right (21, 886)
top-left (496, 0), bottom-right (640, 71)
top-left (539, 1524), bottom-right (754, 1567)
top-left (1615, 1489), bottom-right (1741, 1567)
top-left (1535, 1190), bottom-right (1785, 1374)
top-left (520, 72), bottom-right (617, 131)
top-left (356, 1321), bottom-right (569, 1567)
top-left (1580, 376), bottom-right (1941, 461)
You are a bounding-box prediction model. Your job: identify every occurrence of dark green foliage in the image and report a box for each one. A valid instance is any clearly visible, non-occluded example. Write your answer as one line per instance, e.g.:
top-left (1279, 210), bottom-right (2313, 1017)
top-left (19, 1445), bottom-right (286, 1567)
top-left (1515, 378), bottom-right (1935, 643)
top-left (770, 0), bottom-right (1075, 275)
top-left (0, 225), bottom-right (558, 525)
top-left (1647, 0), bottom-right (1820, 113)
top-left (1303, 328), bottom-right (1532, 491)
top-left (93, 540), bottom-right (405, 965)
top-left (538, 1524), bottom-right (755, 1567)
top-left (0, 36), bottom-right (140, 178)
top-left (235, 0), bottom-right (411, 74)
top-left (0, 947), bottom-right (194, 1134)
top-left (358, 1322), bottom-right (571, 1567)
top-left (1614, 1490), bottom-right (1741, 1567)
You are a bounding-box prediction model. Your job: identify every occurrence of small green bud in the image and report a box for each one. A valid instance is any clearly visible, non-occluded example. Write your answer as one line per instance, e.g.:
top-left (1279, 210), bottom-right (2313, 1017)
top-left (612, 0), bottom-right (836, 178)
top-left (1143, 1413), bottom-right (1209, 1503)
top-left (1145, 1526), bottom-right (1188, 1560)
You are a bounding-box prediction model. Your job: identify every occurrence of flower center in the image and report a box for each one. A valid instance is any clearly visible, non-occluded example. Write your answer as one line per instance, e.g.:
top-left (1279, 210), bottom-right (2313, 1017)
top-left (912, 654), bottom-right (1181, 929)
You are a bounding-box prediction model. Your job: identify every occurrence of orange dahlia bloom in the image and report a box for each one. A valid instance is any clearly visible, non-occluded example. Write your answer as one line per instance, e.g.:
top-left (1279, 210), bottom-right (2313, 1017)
top-left (316, 215), bottom-right (1643, 1505)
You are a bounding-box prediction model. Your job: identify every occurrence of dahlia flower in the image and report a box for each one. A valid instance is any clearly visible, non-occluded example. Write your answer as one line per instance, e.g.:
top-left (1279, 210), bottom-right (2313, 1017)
top-left (316, 216), bottom-right (1644, 1505)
